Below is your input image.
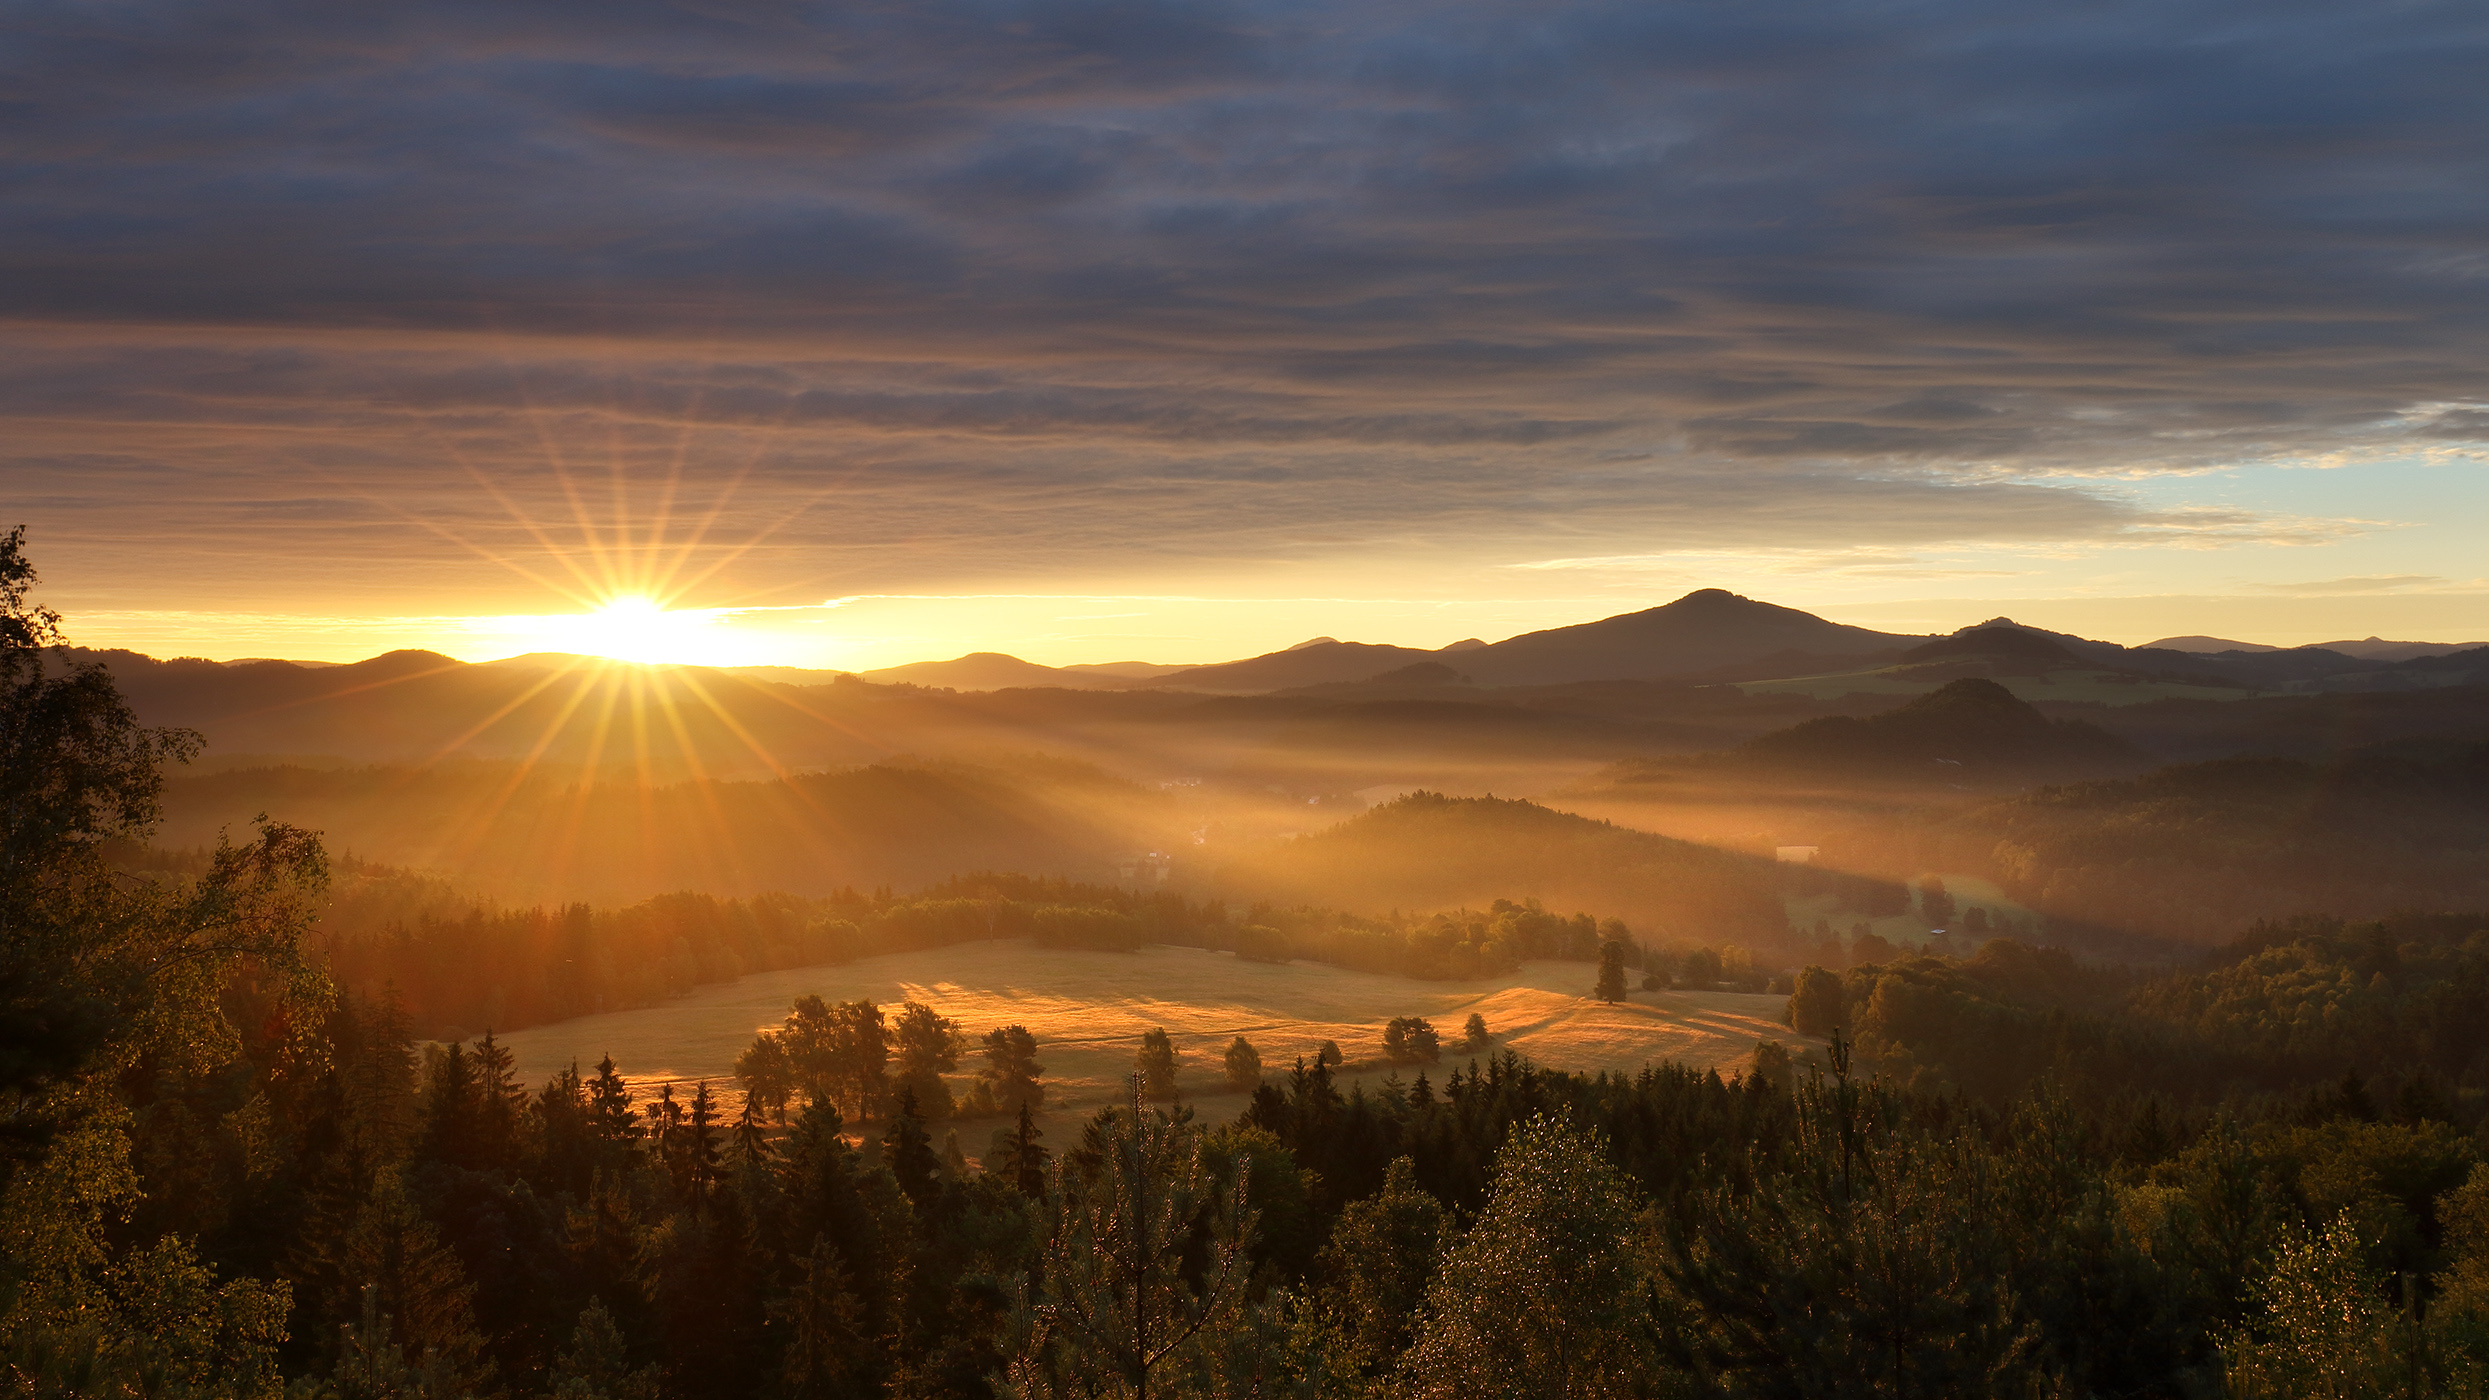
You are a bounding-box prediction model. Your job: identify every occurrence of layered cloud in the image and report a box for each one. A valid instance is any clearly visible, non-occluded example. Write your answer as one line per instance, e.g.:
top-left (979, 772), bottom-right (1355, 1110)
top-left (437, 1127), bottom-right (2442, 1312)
top-left (4, 0), bottom-right (2486, 610)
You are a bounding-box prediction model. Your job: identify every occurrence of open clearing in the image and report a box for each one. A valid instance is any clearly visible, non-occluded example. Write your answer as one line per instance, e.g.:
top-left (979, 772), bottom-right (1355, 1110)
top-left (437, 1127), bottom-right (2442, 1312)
top-left (496, 942), bottom-right (1802, 1143)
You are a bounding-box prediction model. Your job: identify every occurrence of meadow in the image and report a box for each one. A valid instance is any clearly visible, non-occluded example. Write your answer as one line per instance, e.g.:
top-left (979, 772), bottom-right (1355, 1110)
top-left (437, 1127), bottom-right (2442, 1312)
top-left (494, 940), bottom-right (1803, 1140)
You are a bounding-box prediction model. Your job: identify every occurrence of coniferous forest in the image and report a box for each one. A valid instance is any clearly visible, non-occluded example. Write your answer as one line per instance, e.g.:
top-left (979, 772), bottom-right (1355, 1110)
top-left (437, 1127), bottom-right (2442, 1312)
top-left (16, 525), bottom-right (2489, 1400)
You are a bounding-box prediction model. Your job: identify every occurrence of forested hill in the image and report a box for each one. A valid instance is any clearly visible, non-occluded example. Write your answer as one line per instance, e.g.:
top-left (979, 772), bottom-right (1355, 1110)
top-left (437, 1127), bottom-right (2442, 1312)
top-left (1735, 676), bottom-right (2145, 783)
top-left (154, 755), bottom-right (1170, 902)
top-left (1216, 791), bottom-right (1788, 945)
top-left (1924, 742), bottom-right (2489, 944)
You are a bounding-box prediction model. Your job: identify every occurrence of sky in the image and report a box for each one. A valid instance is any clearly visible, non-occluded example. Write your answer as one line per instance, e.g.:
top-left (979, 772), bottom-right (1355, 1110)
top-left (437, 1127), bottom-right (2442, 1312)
top-left (5, 0), bottom-right (2488, 669)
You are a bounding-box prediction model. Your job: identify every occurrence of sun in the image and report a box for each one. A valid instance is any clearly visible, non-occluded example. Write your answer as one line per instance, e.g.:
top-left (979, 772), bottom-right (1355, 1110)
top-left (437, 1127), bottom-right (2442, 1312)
top-left (538, 594), bottom-right (734, 665)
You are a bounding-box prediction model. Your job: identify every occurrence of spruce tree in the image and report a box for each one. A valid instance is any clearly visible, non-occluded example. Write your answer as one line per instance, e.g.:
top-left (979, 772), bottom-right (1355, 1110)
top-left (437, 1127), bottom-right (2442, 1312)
top-left (730, 1091), bottom-right (773, 1165)
top-left (769, 1236), bottom-right (870, 1398)
top-left (419, 1042), bottom-right (479, 1168)
top-left (989, 1102), bottom-right (1052, 1198)
top-left (548, 1298), bottom-right (663, 1400)
top-left (884, 1086), bottom-right (941, 1210)
top-left (332, 1168), bottom-right (493, 1395)
top-left (648, 1083), bottom-right (687, 1195)
top-left (532, 1061), bottom-right (592, 1193)
top-left (589, 1054), bottom-right (638, 1143)
top-left (686, 1081), bottom-right (724, 1205)
top-left (470, 1029), bottom-right (525, 1169)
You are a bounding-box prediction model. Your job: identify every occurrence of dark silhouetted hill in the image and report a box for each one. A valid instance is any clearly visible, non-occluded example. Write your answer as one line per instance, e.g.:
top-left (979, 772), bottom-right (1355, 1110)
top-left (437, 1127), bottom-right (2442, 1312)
top-left (1897, 628), bottom-right (2084, 667)
top-left (1136, 640), bottom-right (1446, 691)
top-left (1216, 791), bottom-right (1787, 944)
top-left (1457, 589), bottom-right (1915, 686)
top-left (1737, 678), bottom-right (2144, 782)
top-left (860, 651), bottom-right (1120, 690)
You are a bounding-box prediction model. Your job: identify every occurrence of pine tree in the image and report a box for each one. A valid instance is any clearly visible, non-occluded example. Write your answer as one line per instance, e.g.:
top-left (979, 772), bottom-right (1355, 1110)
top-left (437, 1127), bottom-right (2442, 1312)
top-left (769, 1236), bottom-right (870, 1398)
top-left (332, 1169), bottom-right (493, 1396)
top-left (884, 1086), bottom-right (941, 1210)
top-left (1002, 1080), bottom-right (1259, 1400)
top-left (548, 1298), bottom-right (663, 1400)
top-left (648, 1083), bottom-right (687, 1195)
top-left (470, 1029), bottom-right (525, 1169)
top-left (685, 1081), bottom-right (724, 1205)
top-left (419, 1042), bottom-right (479, 1168)
top-left (532, 1061), bottom-right (592, 1192)
top-left (589, 1054), bottom-right (640, 1150)
top-left (773, 1098), bottom-right (910, 1393)
top-left (731, 1091), bottom-right (774, 1166)
top-left (1460, 1012), bottom-right (1491, 1054)
top-left (989, 1102), bottom-right (1052, 1198)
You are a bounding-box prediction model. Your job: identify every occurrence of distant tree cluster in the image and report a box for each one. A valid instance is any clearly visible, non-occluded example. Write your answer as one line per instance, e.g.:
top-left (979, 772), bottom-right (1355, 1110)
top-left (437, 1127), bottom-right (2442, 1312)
top-left (736, 997), bottom-right (1045, 1124)
top-left (1382, 1016), bottom-right (1441, 1065)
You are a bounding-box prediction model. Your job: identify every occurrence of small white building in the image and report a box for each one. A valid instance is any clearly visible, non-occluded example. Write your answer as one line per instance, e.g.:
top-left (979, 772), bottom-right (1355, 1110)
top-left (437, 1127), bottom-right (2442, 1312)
top-left (1775, 845), bottom-right (1821, 864)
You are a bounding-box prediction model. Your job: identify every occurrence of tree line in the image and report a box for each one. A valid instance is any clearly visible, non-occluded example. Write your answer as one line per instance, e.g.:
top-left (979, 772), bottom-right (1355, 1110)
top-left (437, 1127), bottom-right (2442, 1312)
top-left (309, 871), bottom-right (1676, 1040)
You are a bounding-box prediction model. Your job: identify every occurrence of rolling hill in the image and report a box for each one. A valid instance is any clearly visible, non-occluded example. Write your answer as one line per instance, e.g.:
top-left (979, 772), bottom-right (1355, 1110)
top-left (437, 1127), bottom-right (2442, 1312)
top-left (157, 755), bottom-right (1173, 903)
top-left (491, 942), bottom-right (1802, 1133)
top-left (1928, 740), bottom-right (2489, 944)
top-left (1216, 792), bottom-right (1788, 946)
top-left (1735, 677), bottom-right (2145, 783)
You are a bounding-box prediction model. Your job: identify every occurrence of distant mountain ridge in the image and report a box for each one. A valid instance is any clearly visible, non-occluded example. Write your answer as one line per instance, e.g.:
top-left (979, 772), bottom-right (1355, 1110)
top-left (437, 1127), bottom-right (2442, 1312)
top-left (1135, 589), bottom-right (1919, 693)
top-left (2148, 634), bottom-right (2489, 661)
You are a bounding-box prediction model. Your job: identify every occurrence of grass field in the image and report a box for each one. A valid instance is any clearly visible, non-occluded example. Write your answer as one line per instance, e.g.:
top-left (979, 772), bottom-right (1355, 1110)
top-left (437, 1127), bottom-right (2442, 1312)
top-left (495, 941), bottom-right (1802, 1155)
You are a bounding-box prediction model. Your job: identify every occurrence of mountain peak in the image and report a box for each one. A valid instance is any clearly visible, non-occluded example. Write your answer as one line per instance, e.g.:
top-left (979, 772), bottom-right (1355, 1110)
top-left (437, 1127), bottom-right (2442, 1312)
top-left (1896, 675), bottom-right (2037, 718)
top-left (1669, 588), bottom-right (1751, 609)
top-left (1284, 636), bottom-right (1341, 652)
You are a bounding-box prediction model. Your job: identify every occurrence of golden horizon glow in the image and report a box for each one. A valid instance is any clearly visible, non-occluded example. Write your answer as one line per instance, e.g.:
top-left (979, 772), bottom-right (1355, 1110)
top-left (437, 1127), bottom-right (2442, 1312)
top-left (489, 594), bottom-right (760, 667)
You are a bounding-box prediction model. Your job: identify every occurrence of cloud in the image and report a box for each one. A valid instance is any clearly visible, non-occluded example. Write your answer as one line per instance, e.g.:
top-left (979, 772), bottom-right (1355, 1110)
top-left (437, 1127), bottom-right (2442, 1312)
top-left (2, 0), bottom-right (2486, 609)
top-left (2253, 575), bottom-right (2452, 595)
